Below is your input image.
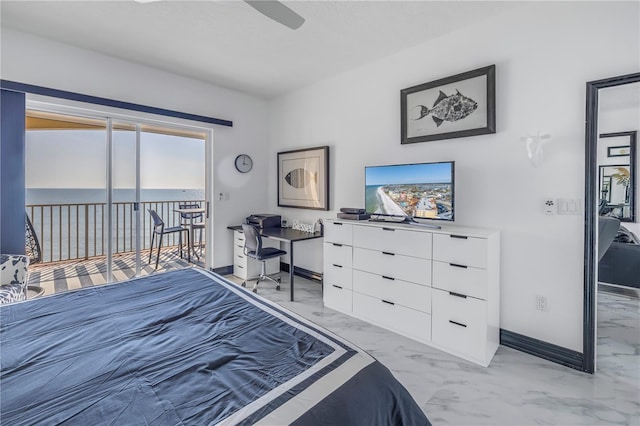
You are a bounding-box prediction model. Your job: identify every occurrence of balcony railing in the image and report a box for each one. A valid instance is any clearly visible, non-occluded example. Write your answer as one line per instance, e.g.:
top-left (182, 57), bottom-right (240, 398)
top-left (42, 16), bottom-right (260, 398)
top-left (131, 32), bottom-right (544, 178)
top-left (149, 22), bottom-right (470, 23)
top-left (26, 200), bottom-right (205, 264)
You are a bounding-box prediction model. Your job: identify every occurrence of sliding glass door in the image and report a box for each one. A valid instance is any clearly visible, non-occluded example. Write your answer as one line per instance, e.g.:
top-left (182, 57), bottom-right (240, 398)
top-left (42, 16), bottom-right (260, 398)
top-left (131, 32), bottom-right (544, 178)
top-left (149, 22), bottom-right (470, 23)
top-left (26, 108), bottom-right (209, 295)
top-left (25, 111), bottom-right (109, 292)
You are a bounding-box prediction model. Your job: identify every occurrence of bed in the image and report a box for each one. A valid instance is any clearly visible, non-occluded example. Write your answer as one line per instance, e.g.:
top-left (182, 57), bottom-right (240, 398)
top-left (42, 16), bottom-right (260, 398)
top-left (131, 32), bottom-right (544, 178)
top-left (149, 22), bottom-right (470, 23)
top-left (0, 268), bottom-right (429, 425)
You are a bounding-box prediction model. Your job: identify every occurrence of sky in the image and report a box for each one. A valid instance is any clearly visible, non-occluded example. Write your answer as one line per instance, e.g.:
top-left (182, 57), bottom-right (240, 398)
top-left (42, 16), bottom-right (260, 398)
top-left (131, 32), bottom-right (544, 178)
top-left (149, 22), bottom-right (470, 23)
top-left (26, 129), bottom-right (205, 189)
top-left (365, 161), bottom-right (453, 186)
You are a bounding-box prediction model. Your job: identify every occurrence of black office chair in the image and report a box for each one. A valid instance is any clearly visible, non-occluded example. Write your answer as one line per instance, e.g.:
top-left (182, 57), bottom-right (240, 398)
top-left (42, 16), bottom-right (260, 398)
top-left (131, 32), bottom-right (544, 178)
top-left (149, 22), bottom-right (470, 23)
top-left (179, 203), bottom-right (204, 259)
top-left (148, 209), bottom-right (188, 269)
top-left (241, 224), bottom-right (287, 292)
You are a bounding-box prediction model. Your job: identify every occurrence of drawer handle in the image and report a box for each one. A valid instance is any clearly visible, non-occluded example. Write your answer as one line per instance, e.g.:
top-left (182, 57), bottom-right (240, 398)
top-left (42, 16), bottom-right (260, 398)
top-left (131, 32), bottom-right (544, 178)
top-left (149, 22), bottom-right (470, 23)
top-left (449, 320), bottom-right (467, 328)
top-left (381, 275), bottom-right (395, 281)
top-left (450, 234), bottom-right (468, 239)
top-left (382, 299), bottom-right (395, 305)
top-left (333, 222), bottom-right (343, 226)
top-left (332, 284), bottom-right (343, 289)
top-left (382, 251), bottom-right (395, 256)
top-left (332, 264), bottom-right (343, 268)
top-left (237, 245), bottom-right (243, 248)
top-left (237, 265), bottom-right (244, 269)
top-left (332, 243), bottom-right (343, 247)
top-left (238, 255), bottom-right (244, 259)
top-left (382, 227), bottom-right (395, 231)
top-left (449, 263), bottom-right (468, 269)
top-left (449, 291), bottom-right (467, 299)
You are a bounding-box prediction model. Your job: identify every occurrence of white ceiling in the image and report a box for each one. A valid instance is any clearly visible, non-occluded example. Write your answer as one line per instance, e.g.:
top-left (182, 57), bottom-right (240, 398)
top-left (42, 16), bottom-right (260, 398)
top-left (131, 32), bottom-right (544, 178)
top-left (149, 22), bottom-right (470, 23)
top-left (1, 1), bottom-right (523, 99)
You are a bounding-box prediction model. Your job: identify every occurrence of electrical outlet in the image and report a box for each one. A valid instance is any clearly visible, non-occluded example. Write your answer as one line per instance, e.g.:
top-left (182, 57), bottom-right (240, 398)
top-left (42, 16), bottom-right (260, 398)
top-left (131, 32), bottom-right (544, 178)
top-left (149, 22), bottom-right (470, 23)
top-left (536, 295), bottom-right (548, 312)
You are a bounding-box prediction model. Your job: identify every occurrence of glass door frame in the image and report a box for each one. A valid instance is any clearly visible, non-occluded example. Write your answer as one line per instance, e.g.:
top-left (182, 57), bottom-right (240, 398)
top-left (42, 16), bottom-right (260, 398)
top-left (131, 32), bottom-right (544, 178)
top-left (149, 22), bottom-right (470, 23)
top-left (27, 98), bottom-right (214, 279)
top-left (107, 118), bottom-right (143, 282)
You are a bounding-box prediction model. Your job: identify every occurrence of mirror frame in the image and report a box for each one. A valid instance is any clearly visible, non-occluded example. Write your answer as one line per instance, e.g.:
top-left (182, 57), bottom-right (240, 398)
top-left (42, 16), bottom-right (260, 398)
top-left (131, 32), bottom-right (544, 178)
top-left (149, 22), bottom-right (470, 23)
top-left (583, 72), bottom-right (640, 373)
top-left (598, 131), bottom-right (636, 222)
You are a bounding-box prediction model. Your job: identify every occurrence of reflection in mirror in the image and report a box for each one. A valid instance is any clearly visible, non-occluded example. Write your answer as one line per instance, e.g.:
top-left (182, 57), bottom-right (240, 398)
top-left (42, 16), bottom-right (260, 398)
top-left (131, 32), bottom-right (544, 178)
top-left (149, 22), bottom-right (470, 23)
top-left (597, 132), bottom-right (636, 222)
top-left (598, 81), bottom-right (640, 230)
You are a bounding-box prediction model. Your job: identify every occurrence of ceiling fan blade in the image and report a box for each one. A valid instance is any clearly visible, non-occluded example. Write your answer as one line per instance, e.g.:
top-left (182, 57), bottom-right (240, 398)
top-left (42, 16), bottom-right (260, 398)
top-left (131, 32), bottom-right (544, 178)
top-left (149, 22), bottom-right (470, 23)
top-left (244, 1), bottom-right (305, 30)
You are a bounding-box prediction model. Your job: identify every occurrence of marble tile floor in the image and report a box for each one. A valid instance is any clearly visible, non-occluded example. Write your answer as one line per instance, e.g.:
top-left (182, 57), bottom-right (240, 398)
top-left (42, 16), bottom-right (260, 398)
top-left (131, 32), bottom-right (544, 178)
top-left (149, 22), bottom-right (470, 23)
top-left (226, 273), bottom-right (640, 425)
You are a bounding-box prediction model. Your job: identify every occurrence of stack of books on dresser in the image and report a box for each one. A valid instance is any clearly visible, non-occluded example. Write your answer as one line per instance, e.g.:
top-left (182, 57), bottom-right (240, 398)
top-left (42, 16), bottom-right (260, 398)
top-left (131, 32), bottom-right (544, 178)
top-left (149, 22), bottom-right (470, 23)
top-left (337, 207), bottom-right (370, 221)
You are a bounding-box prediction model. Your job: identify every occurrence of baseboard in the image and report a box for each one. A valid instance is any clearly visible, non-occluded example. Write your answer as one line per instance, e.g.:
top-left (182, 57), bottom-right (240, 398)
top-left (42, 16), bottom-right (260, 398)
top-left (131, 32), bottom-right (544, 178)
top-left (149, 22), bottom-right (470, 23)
top-left (211, 265), bottom-right (233, 276)
top-left (280, 263), bottom-right (323, 282)
top-left (500, 329), bottom-right (585, 372)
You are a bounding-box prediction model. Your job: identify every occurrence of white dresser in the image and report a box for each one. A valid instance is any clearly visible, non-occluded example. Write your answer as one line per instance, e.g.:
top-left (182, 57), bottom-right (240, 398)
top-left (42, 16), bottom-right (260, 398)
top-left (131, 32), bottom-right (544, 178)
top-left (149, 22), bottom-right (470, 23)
top-left (323, 219), bottom-right (500, 367)
top-left (232, 229), bottom-right (279, 281)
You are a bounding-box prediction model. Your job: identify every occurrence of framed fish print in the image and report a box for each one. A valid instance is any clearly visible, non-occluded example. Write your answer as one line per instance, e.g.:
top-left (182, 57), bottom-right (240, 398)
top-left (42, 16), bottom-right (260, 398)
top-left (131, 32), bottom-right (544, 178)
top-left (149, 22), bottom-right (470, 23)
top-left (401, 64), bottom-right (496, 144)
top-left (277, 146), bottom-right (330, 210)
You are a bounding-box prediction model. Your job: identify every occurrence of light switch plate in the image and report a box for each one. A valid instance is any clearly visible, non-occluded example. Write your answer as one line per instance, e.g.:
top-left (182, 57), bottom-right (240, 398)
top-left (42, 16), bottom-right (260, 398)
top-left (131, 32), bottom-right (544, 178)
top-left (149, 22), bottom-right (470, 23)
top-left (557, 198), bottom-right (581, 215)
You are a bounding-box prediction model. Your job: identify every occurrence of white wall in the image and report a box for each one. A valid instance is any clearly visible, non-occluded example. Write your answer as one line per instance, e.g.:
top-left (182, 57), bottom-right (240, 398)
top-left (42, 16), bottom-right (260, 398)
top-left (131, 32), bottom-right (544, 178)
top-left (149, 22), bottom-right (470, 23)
top-left (267, 2), bottom-right (640, 352)
top-left (1, 28), bottom-right (269, 269)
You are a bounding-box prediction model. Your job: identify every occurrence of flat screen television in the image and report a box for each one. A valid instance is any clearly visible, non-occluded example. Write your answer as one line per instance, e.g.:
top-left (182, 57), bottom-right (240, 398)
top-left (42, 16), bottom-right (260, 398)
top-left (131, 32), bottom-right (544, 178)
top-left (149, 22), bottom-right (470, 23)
top-left (365, 161), bottom-right (455, 223)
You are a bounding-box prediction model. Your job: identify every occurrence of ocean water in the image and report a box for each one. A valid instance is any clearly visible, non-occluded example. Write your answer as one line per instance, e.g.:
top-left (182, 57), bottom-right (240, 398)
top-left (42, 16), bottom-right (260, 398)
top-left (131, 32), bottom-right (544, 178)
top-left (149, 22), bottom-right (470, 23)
top-left (26, 188), bottom-right (205, 263)
top-left (27, 188), bottom-right (204, 205)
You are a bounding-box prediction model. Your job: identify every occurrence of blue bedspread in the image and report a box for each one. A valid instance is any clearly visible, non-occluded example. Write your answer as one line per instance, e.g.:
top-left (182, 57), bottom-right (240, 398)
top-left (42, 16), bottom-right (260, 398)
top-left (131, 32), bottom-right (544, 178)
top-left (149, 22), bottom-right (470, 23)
top-left (1, 268), bottom-right (429, 425)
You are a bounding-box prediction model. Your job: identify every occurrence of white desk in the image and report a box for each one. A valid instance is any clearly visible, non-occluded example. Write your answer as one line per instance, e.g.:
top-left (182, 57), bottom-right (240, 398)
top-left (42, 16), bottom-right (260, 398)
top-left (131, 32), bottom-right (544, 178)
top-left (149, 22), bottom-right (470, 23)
top-left (228, 225), bottom-right (323, 301)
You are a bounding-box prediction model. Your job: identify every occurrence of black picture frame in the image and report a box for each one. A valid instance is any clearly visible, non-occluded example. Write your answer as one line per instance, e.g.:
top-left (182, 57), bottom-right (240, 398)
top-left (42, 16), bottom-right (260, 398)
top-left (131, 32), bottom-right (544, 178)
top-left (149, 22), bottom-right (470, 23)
top-left (607, 145), bottom-right (631, 157)
top-left (401, 65), bottom-right (496, 144)
top-left (277, 146), bottom-right (330, 211)
top-left (599, 131), bottom-right (636, 223)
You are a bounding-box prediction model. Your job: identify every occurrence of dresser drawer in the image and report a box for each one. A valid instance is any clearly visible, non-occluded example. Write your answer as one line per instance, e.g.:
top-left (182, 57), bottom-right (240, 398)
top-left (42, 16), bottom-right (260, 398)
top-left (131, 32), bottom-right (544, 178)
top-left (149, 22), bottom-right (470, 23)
top-left (324, 263), bottom-right (353, 290)
top-left (353, 247), bottom-right (431, 286)
top-left (233, 263), bottom-right (249, 280)
top-left (353, 225), bottom-right (432, 259)
top-left (432, 260), bottom-right (488, 300)
top-left (234, 252), bottom-right (248, 267)
top-left (324, 221), bottom-right (353, 246)
top-left (353, 270), bottom-right (431, 313)
top-left (431, 289), bottom-right (487, 362)
top-left (234, 230), bottom-right (246, 246)
top-left (233, 231), bottom-right (246, 256)
top-left (324, 281), bottom-right (352, 314)
top-left (353, 292), bottom-right (431, 343)
top-left (433, 233), bottom-right (488, 269)
top-left (234, 253), bottom-right (278, 280)
top-left (233, 242), bottom-right (246, 257)
top-left (324, 242), bottom-right (353, 269)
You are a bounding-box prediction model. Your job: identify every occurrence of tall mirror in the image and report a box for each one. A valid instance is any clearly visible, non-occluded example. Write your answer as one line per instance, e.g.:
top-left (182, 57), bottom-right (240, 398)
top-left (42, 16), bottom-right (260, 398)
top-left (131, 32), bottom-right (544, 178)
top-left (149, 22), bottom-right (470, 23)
top-left (583, 73), bottom-right (640, 374)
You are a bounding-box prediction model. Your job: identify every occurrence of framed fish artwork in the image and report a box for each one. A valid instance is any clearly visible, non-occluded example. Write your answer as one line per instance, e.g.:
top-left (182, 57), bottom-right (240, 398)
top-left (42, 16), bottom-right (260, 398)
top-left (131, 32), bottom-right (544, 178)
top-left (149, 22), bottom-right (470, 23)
top-left (277, 146), bottom-right (330, 210)
top-left (401, 65), bottom-right (496, 144)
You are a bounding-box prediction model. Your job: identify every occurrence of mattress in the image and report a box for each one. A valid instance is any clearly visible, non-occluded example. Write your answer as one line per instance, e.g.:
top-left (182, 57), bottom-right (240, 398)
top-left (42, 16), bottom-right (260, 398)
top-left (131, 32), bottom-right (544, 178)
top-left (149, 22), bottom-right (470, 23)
top-left (0, 268), bottom-right (429, 425)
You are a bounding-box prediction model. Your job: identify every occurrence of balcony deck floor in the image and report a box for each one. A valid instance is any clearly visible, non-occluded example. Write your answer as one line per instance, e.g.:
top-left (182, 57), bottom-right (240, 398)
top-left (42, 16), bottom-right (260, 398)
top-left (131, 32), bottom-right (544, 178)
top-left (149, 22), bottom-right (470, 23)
top-left (27, 247), bottom-right (205, 297)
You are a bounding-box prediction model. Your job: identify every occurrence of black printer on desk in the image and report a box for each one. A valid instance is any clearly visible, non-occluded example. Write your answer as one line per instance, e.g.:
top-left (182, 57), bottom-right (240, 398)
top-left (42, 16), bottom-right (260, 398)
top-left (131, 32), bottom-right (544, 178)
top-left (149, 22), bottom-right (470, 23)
top-left (245, 214), bottom-right (282, 229)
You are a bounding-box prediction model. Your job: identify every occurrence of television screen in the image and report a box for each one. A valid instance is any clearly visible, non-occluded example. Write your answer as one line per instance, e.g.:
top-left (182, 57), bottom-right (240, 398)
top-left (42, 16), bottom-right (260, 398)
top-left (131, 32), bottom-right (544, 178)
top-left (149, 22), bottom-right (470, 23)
top-left (365, 161), bottom-right (454, 221)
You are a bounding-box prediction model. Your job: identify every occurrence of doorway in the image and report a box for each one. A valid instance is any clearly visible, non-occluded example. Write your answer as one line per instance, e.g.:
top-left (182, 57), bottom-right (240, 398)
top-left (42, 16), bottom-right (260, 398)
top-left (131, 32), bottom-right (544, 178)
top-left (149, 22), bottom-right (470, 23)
top-left (25, 108), bottom-right (210, 294)
top-left (583, 72), bottom-right (640, 373)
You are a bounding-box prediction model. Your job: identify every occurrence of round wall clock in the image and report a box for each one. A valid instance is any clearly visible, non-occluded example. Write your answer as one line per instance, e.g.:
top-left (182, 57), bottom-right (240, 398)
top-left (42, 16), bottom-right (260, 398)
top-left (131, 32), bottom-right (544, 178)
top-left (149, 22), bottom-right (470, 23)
top-left (234, 154), bottom-right (253, 173)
